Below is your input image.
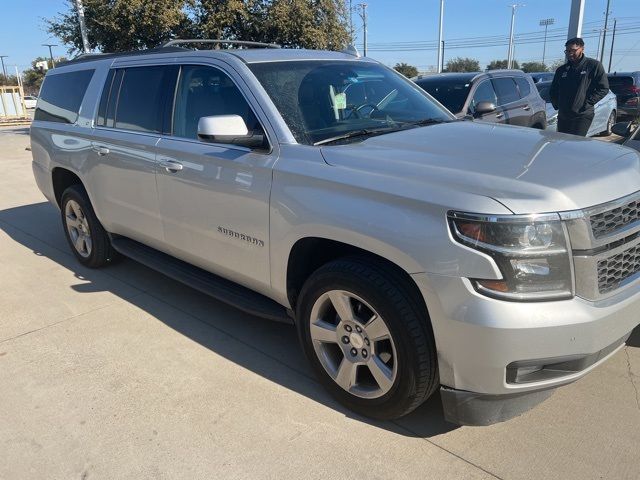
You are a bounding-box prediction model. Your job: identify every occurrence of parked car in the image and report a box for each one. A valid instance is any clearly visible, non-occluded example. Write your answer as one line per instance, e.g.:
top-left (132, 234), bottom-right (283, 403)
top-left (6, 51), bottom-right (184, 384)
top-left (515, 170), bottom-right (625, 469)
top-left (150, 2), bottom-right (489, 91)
top-left (23, 95), bottom-right (37, 109)
top-left (529, 72), bottom-right (554, 83)
top-left (31, 41), bottom-right (640, 426)
top-left (536, 80), bottom-right (617, 136)
top-left (415, 70), bottom-right (546, 129)
top-left (608, 72), bottom-right (640, 120)
top-left (612, 121), bottom-right (640, 152)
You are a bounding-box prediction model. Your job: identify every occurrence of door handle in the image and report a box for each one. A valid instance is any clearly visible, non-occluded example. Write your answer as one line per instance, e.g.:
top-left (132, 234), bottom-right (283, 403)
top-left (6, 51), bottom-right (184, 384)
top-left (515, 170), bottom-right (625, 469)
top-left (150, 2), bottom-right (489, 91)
top-left (159, 159), bottom-right (183, 172)
top-left (496, 112), bottom-right (504, 119)
top-left (522, 105), bottom-right (531, 111)
top-left (92, 145), bottom-right (110, 156)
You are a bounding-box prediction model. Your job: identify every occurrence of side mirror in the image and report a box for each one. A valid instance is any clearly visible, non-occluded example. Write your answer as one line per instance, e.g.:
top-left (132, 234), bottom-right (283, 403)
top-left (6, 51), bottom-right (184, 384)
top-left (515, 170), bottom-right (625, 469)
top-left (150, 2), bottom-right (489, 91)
top-left (197, 115), bottom-right (267, 149)
top-left (474, 102), bottom-right (496, 116)
top-left (611, 121), bottom-right (632, 138)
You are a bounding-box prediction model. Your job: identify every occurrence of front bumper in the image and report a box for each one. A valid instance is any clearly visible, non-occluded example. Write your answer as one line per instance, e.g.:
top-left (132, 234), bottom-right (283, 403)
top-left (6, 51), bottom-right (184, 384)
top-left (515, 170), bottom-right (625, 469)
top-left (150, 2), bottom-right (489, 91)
top-left (412, 272), bottom-right (640, 425)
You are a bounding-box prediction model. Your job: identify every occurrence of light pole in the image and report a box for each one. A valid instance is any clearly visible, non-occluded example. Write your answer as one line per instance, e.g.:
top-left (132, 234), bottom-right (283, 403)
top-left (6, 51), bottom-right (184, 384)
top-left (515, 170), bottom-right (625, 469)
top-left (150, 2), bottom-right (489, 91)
top-left (74, 0), bottom-right (91, 53)
top-left (507, 4), bottom-right (525, 69)
top-left (358, 3), bottom-right (368, 57)
top-left (0, 55), bottom-right (7, 78)
top-left (600, 0), bottom-right (611, 62)
top-left (437, 0), bottom-right (444, 73)
top-left (42, 44), bottom-right (57, 68)
top-left (539, 18), bottom-right (555, 66)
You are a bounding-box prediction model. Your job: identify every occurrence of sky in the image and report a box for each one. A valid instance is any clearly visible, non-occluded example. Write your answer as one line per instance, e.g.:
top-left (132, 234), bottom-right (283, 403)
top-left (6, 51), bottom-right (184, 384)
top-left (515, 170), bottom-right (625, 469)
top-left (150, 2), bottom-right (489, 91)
top-left (0, 0), bottom-right (638, 76)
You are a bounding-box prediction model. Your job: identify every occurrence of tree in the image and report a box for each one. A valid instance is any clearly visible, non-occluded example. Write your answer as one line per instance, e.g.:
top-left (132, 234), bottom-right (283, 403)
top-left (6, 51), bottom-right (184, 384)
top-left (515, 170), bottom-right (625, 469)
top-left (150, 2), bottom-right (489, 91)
top-left (548, 58), bottom-right (566, 71)
top-left (0, 74), bottom-right (19, 86)
top-left (46, 0), bottom-right (350, 53)
top-left (520, 61), bottom-right (547, 73)
top-left (444, 57), bottom-right (480, 73)
top-left (486, 59), bottom-right (519, 70)
top-left (19, 57), bottom-right (68, 94)
top-left (394, 62), bottom-right (418, 78)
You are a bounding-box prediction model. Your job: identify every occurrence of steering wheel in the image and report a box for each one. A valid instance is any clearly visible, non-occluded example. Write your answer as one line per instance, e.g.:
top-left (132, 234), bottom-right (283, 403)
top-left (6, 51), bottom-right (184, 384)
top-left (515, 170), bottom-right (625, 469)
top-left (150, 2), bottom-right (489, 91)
top-left (352, 103), bottom-right (381, 118)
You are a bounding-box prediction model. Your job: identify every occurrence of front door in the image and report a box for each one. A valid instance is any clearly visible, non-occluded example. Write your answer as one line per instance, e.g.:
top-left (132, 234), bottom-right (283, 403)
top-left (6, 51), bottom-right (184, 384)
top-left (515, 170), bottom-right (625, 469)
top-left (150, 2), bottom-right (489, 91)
top-left (155, 64), bottom-right (277, 292)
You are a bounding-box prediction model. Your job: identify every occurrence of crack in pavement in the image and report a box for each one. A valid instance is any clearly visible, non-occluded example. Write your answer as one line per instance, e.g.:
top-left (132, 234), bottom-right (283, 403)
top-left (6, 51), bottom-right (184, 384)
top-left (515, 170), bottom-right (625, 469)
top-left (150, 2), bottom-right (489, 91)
top-left (624, 347), bottom-right (640, 412)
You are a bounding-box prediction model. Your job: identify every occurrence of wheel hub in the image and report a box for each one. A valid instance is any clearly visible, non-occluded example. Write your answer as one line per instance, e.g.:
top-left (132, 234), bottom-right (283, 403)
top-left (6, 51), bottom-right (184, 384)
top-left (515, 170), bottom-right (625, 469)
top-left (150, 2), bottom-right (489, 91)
top-left (349, 332), bottom-right (364, 349)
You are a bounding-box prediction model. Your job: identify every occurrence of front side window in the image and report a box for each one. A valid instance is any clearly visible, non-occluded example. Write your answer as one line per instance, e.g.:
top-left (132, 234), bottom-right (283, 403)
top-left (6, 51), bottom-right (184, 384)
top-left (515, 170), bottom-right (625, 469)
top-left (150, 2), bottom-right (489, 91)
top-left (34, 69), bottom-right (95, 124)
top-left (250, 61), bottom-right (453, 145)
top-left (491, 77), bottom-right (520, 106)
top-left (172, 65), bottom-right (261, 140)
top-left (469, 81), bottom-right (497, 112)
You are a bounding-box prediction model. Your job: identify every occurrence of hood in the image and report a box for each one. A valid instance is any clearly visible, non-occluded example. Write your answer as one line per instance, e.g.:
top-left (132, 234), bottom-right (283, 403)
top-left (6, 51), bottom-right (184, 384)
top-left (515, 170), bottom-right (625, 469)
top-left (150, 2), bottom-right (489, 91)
top-left (320, 121), bottom-right (640, 214)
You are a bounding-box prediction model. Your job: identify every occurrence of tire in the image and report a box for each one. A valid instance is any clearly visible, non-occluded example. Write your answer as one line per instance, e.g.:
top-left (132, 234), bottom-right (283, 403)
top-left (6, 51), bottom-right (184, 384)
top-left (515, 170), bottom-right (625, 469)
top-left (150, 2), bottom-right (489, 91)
top-left (601, 110), bottom-right (616, 136)
top-left (296, 256), bottom-right (438, 420)
top-left (60, 184), bottom-right (116, 268)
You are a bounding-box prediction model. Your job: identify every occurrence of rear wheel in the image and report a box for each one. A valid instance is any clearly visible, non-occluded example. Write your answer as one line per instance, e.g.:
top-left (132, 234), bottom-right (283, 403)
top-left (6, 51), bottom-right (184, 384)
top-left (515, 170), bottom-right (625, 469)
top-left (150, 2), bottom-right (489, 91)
top-left (601, 110), bottom-right (616, 136)
top-left (296, 256), bottom-right (438, 420)
top-left (61, 185), bottom-right (116, 268)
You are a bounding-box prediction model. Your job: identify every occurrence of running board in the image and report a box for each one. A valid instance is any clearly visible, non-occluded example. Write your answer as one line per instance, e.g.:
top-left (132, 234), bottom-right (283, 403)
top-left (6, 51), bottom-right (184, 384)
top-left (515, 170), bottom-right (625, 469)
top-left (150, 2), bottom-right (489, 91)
top-left (110, 236), bottom-right (293, 324)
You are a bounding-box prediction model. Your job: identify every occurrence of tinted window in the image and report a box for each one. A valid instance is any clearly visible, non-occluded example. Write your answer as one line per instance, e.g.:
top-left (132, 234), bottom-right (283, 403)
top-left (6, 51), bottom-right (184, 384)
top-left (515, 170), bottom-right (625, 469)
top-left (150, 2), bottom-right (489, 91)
top-left (470, 81), bottom-right (497, 112)
top-left (96, 69), bottom-right (116, 127)
top-left (416, 78), bottom-right (471, 113)
top-left (515, 77), bottom-right (531, 97)
top-left (608, 76), bottom-right (634, 94)
top-left (34, 69), bottom-right (95, 124)
top-left (172, 65), bottom-right (261, 140)
top-left (491, 77), bottom-right (519, 105)
top-left (114, 66), bottom-right (173, 133)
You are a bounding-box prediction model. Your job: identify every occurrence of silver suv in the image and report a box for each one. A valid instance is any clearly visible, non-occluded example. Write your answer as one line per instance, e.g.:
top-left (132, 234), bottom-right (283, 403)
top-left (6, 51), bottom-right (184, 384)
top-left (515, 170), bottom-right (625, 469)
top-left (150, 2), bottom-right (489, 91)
top-left (31, 41), bottom-right (640, 425)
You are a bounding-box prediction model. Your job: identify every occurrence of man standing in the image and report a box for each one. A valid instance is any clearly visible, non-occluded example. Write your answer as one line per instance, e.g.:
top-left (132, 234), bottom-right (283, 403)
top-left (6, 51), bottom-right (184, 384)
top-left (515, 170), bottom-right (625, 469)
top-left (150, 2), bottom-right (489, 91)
top-left (550, 38), bottom-right (609, 136)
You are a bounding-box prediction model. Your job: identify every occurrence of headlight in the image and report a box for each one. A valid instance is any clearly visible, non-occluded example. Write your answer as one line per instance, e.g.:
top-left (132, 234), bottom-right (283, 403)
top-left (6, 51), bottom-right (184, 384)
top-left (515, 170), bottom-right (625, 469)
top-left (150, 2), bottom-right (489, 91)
top-left (448, 211), bottom-right (573, 301)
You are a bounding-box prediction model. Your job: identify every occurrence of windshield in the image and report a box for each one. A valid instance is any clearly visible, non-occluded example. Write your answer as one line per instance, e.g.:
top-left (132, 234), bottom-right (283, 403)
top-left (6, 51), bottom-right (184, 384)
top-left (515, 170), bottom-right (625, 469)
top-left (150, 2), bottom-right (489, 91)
top-left (415, 78), bottom-right (471, 113)
top-left (249, 61), bottom-right (453, 145)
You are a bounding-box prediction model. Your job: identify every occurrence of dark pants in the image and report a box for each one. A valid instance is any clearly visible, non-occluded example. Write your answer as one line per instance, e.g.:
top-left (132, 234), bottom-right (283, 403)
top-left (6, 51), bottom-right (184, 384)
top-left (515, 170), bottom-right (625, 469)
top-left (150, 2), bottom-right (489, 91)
top-left (557, 113), bottom-right (594, 136)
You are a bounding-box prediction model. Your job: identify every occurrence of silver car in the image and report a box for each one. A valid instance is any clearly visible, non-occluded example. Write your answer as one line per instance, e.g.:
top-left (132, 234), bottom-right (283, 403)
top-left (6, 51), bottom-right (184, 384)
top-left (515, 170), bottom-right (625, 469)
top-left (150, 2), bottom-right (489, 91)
top-left (31, 41), bottom-right (640, 426)
top-left (536, 80), bottom-right (618, 136)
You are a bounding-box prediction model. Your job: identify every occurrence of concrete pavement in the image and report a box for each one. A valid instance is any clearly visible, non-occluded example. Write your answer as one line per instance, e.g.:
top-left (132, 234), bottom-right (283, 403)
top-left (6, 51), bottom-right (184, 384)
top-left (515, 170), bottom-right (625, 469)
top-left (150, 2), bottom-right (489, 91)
top-left (1, 126), bottom-right (639, 479)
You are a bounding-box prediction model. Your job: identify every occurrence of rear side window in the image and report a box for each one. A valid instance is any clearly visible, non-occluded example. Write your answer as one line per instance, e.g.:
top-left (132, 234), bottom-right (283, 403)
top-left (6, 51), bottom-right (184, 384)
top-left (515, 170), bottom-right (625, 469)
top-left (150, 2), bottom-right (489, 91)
top-left (114, 66), bottom-right (175, 133)
top-left (34, 69), bottom-right (95, 124)
top-left (515, 77), bottom-right (531, 98)
top-left (491, 77), bottom-right (519, 105)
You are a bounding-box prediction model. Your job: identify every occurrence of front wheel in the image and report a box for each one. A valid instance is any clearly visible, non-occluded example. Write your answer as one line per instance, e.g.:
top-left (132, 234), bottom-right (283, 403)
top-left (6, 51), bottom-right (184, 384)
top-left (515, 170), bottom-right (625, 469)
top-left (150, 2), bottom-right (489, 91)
top-left (296, 256), bottom-right (438, 420)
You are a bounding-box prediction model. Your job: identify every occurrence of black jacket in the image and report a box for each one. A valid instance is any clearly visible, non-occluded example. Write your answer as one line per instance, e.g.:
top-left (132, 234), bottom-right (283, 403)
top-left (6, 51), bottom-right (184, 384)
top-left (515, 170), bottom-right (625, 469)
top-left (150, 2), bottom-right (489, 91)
top-left (549, 55), bottom-right (609, 117)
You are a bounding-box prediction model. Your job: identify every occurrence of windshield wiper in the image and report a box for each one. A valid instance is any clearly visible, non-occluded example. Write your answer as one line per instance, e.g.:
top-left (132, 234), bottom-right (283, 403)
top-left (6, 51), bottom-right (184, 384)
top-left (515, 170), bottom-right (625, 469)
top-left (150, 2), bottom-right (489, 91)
top-left (401, 118), bottom-right (451, 127)
top-left (314, 127), bottom-right (401, 146)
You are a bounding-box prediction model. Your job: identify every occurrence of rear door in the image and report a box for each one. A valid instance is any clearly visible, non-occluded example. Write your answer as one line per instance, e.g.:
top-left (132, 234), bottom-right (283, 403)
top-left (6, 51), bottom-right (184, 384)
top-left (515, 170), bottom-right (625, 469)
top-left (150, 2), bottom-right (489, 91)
top-left (89, 63), bottom-right (177, 250)
top-left (154, 62), bottom-right (277, 292)
top-left (492, 77), bottom-right (528, 126)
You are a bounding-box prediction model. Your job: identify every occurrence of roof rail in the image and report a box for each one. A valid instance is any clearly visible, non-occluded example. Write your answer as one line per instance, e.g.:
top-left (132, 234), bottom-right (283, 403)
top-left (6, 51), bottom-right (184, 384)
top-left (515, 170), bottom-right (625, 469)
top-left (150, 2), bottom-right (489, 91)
top-left (162, 39), bottom-right (281, 49)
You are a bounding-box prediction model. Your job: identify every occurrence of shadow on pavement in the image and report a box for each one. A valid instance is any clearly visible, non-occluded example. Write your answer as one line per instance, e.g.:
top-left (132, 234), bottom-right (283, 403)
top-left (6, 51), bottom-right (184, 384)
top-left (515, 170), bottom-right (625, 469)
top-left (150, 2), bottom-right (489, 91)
top-left (627, 324), bottom-right (640, 348)
top-left (0, 126), bottom-right (30, 135)
top-left (0, 201), bottom-right (457, 438)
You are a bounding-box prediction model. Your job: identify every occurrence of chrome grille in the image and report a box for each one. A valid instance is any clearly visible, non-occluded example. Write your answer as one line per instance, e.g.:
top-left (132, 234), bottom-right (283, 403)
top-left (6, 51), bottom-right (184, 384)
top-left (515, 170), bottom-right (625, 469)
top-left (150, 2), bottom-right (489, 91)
top-left (590, 199), bottom-right (640, 239)
top-left (597, 243), bottom-right (640, 294)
